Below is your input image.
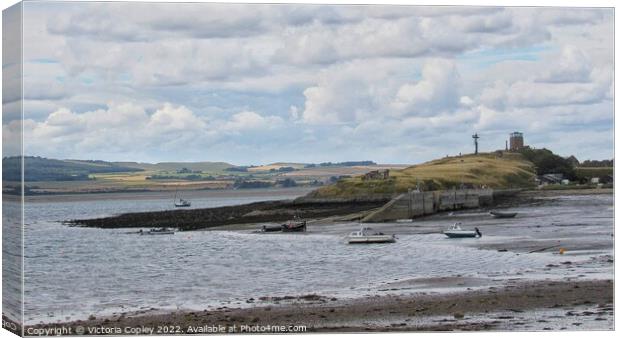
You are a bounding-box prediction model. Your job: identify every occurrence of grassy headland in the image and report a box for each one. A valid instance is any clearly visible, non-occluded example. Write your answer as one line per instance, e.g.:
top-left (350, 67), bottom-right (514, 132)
top-left (307, 152), bottom-right (536, 198)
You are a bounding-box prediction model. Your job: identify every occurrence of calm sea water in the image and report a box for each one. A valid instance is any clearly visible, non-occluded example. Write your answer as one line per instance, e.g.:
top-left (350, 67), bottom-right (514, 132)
top-left (10, 191), bottom-right (614, 324)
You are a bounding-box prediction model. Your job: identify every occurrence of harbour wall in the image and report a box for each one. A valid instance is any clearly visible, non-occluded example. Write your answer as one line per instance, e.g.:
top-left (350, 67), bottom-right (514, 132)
top-left (362, 188), bottom-right (509, 222)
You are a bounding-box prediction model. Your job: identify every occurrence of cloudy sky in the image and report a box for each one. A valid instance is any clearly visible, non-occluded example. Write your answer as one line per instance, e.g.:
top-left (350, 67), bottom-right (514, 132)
top-left (2, 2), bottom-right (614, 165)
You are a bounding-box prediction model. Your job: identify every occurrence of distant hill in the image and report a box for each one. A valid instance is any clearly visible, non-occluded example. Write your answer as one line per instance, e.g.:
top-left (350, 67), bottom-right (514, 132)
top-left (248, 161), bottom-right (377, 172)
top-left (308, 153), bottom-right (536, 198)
top-left (3, 156), bottom-right (144, 182)
top-left (114, 161), bottom-right (235, 173)
top-left (247, 163), bottom-right (307, 172)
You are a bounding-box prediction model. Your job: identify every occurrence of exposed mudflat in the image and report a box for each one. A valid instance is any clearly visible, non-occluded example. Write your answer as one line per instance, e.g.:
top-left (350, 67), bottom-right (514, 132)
top-left (27, 279), bottom-right (612, 333)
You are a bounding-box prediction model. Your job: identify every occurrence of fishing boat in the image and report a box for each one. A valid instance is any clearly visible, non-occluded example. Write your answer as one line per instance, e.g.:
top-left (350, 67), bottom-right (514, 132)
top-left (443, 222), bottom-right (481, 238)
top-left (140, 227), bottom-right (175, 235)
top-left (173, 187), bottom-right (191, 207)
top-left (261, 225), bottom-right (283, 232)
top-left (346, 227), bottom-right (396, 244)
top-left (281, 216), bottom-right (306, 232)
top-left (489, 211), bottom-right (517, 218)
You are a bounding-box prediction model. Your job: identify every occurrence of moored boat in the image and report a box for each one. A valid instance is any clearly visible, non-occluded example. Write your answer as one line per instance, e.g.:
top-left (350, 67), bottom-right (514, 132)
top-left (489, 211), bottom-right (517, 218)
top-left (173, 187), bottom-right (191, 207)
top-left (281, 219), bottom-right (306, 232)
top-left (443, 222), bottom-right (481, 238)
top-left (174, 198), bottom-right (191, 207)
top-left (346, 227), bottom-right (396, 244)
top-left (140, 227), bottom-right (175, 235)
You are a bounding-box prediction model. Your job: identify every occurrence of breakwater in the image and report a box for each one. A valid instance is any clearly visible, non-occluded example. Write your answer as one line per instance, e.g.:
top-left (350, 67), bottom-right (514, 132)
top-left (362, 189), bottom-right (519, 222)
top-left (66, 189), bottom-right (522, 230)
top-left (67, 198), bottom-right (390, 230)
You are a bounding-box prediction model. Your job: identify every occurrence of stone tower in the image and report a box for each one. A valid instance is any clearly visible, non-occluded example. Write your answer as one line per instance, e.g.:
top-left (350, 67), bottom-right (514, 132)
top-left (509, 132), bottom-right (524, 151)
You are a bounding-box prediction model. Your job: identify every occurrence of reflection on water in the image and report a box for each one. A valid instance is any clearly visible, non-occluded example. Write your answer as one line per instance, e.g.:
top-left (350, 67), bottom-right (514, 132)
top-left (22, 192), bottom-right (613, 325)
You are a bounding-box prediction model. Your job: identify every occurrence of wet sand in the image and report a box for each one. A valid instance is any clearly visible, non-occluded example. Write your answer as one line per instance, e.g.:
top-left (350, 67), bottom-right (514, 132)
top-left (27, 279), bottom-right (612, 333)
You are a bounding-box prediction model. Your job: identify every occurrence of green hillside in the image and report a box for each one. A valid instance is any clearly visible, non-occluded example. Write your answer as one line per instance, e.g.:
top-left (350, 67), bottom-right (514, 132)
top-left (309, 152), bottom-right (536, 198)
top-left (3, 156), bottom-right (143, 182)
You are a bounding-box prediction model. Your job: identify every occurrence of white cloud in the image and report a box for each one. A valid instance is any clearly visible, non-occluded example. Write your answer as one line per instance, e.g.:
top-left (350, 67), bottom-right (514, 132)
top-left (147, 103), bottom-right (206, 132)
top-left (8, 102), bottom-right (289, 161)
top-left (222, 111), bottom-right (283, 132)
top-left (537, 45), bottom-right (593, 83)
top-left (476, 44), bottom-right (611, 111)
top-left (300, 58), bottom-right (463, 125)
top-left (5, 3), bottom-right (613, 163)
top-left (390, 59), bottom-right (460, 116)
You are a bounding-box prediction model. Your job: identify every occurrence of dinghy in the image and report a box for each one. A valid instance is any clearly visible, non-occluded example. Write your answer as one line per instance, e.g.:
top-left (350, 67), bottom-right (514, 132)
top-left (443, 222), bottom-right (481, 238)
top-left (489, 211), bottom-right (517, 218)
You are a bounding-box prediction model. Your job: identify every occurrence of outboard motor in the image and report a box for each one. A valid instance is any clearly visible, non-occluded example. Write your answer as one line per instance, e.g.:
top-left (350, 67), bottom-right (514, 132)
top-left (475, 227), bottom-right (482, 238)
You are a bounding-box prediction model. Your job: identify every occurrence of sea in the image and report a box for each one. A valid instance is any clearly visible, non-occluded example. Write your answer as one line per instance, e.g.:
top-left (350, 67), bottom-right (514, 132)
top-left (1, 188), bottom-right (613, 325)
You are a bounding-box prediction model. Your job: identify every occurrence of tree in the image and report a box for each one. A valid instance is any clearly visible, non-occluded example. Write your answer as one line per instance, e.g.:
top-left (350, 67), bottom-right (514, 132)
top-left (518, 148), bottom-right (576, 180)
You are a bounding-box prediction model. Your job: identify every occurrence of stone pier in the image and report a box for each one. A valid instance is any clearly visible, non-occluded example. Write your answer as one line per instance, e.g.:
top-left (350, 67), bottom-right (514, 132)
top-left (362, 188), bottom-right (497, 222)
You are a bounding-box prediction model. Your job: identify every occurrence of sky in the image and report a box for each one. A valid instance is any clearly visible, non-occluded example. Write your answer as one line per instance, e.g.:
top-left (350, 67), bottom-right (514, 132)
top-left (1, 2), bottom-right (614, 165)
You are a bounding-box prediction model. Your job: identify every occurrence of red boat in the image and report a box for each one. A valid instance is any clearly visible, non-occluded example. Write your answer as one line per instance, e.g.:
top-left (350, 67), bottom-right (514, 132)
top-left (281, 218), bottom-right (306, 232)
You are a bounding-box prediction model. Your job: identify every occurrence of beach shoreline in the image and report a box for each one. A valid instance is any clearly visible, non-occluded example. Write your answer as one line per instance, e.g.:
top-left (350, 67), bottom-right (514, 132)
top-left (25, 278), bottom-right (613, 334)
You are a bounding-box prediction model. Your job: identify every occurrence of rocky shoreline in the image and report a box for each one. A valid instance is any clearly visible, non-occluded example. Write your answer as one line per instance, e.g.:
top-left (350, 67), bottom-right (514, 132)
top-left (66, 198), bottom-right (390, 231)
top-left (66, 188), bottom-right (612, 231)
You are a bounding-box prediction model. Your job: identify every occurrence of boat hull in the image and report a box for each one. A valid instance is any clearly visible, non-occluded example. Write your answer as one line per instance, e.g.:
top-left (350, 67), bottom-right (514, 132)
top-left (281, 226), bottom-right (306, 232)
top-left (281, 221), bottom-right (306, 232)
top-left (142, 231), bottom-right (175, 235)
top-left (261, 225), bottom-right (282, 232)
top-left (490, 211), bottom-right (517, 218)
top-left (347, 235), bottom-right (396, 244)
top-left (443, 231), bottom-right (478, 238)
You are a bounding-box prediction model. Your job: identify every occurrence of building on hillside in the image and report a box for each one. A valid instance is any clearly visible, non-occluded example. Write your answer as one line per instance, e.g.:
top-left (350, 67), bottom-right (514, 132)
top-left (509, 132), bottom-right (525, 151)
top-left (362, 169), bottom-right (390, 181)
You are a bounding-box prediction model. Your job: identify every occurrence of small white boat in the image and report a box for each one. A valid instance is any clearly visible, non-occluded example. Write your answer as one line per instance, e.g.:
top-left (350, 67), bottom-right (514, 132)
top-left (346, 227), bottom-right (396, 244)
top-left (140, 228), bottom-right (175, 235)
top-left (174, 198), bottom-right (191, 207)
top-left (173, 187), bottom-right (191, 207)
top-left (443, 222), bottom-right (481, 238)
